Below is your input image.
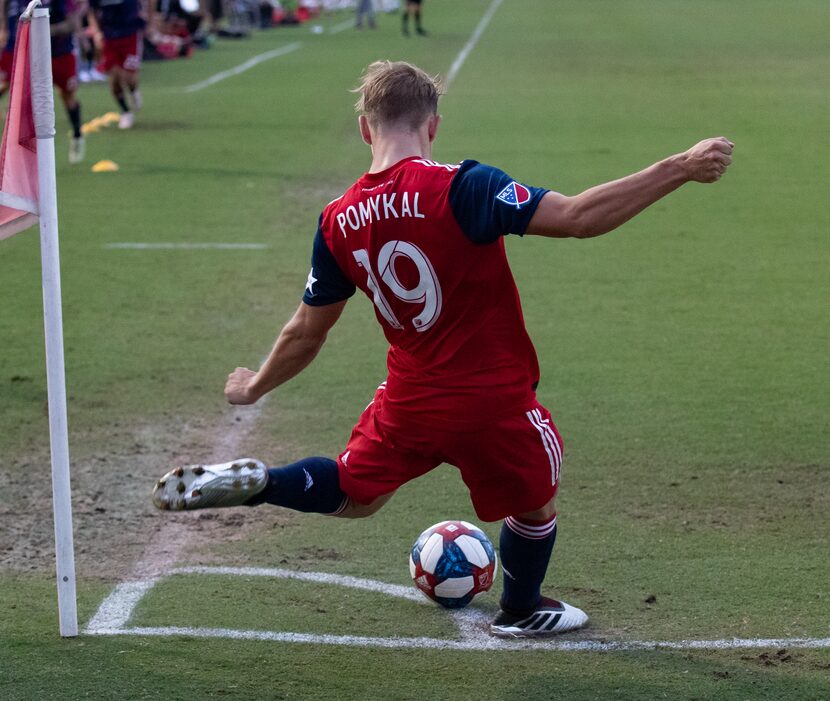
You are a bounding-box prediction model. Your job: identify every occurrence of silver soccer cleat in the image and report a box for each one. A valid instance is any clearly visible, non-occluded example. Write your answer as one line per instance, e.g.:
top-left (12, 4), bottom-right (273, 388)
top-left (152, 458), bottom-right (268, 511)
top-left (490, 597), bottom-right (589, 638)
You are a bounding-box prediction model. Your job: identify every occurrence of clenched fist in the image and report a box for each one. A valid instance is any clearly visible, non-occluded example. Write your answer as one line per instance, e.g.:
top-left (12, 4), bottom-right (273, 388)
top-left (225, 367), bottom-right (260, 405)
top-left (680, 137), bottom-right (734, 183)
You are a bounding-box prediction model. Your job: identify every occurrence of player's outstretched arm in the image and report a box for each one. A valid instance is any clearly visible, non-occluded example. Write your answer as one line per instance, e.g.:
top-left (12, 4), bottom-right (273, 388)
top-left (526, 137), bottom-right (734, 239)
top-left (224, 300), bottom-right (347, 405)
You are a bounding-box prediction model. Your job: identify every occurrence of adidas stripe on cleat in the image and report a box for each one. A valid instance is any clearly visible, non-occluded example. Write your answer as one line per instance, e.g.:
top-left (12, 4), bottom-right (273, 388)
top-left (152, 458), bottom-right (267, 511)
top-left (490, 597), bottom-right (588, 638)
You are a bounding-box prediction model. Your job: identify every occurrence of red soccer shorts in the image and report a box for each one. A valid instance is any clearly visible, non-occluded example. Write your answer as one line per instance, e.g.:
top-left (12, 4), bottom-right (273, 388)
top-left (1, 50), bottom-right (77, 92)
top-left (99, 33), bottom-right (142, 73)
top-left (337, 385), bottom-right (563, 522)
top-left (51, 53), bottom-right (78, 92)
top-left (0, 50), bottom-right (11, 84)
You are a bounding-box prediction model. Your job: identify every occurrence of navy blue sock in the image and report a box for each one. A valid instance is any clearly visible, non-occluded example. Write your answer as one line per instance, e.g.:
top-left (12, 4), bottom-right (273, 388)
top-left (246, 457), bottom-right (346, 514)
top-left (115, 94), bottom-right (129, 113)
top-left (499, 514), bottom-right (558, 614)
top-left (67, 103), bottom-right (82, 138)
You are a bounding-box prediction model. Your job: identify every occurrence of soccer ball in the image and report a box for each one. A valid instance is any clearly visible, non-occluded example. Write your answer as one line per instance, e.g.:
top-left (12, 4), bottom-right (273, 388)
top-left (409, 520), bottom-right (498, 608)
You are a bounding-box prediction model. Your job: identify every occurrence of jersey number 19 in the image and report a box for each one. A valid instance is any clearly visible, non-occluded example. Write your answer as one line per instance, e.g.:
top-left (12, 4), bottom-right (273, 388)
top-left (352, 240), bottom-right (443, 333)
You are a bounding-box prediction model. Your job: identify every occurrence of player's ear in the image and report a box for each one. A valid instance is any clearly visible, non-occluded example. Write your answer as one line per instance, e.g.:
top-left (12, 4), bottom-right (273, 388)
top-left (358, 115), bottom-right (373, 145)
top-left (427, 114), bottom-right (441, 143)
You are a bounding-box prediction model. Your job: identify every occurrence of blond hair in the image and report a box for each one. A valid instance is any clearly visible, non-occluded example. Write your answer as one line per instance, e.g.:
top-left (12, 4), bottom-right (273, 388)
top-left (353, 61), bottom-right (443, 130)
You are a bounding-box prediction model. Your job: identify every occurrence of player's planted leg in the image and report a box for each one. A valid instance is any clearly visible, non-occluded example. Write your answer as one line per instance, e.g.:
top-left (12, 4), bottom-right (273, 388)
top-left (490, 509), bottom-right (588, 637)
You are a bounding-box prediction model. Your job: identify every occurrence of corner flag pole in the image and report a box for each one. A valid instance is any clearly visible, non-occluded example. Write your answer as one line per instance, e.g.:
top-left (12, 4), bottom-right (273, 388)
top-left (26, 0), bottom-right (78, 637)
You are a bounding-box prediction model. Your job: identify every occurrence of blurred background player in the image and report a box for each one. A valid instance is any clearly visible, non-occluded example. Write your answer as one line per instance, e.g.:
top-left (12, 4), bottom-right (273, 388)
top-left (0, 0), bottom-right (86, 163)
top-left (151, 60), bottom-right (733, 637)
top-left (354, 0), bottom-right (375, 30)
top-left (401, 0), bottom-right (424, 36)
top-left (88, 0), bottom-right (149, 129)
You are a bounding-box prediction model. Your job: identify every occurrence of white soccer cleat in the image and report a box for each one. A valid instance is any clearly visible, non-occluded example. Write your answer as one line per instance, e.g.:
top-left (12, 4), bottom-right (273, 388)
top-left (68, 136), bottom-right (86, 164)
top-left (130, 88), bottom-right (143, 111)
top-left (490, 596), bottom-right (589, 638)
top-left (118, 111), bottom-right (134, 129)
top-left (152, 458), bottom-right (268, 511)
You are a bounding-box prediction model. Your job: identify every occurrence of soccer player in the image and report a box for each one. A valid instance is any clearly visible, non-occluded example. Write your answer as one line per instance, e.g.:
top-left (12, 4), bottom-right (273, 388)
top-left (355, 0), bottom-right (376, 30)
top-left (152, 61), bottom-right (733, 637)
top-left (0, 0), bottom-right (86, 163)
top-left (401, 0), bottom-right (425, 36)
top-left (87, 0), bottom-right (146, 129)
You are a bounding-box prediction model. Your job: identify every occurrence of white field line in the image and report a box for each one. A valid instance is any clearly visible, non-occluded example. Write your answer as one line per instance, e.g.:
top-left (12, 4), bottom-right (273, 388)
top-left (105, 243), bottom-right (269, 250)
top-left (328, 18), bottom-right (355, 34)
top-left (185, 0), bottom-right (497, 95)
top-left (174, 565), bottom-right (424, 602)
top-left (185, 42), bottom-right (303, 92)
top-left (84, 566), bottom-right (830, 652)
top-left (445, 0), bottom-right (504, 90)
top-left (86, 581), bottom-right (157, 630)
top-left (83, 626), bottom-right (830, 652)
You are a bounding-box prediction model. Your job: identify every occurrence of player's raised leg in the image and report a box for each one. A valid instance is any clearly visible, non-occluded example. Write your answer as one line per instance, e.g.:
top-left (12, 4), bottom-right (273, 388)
top-left (153, 458), bottom-right (268, 510)
top-left (153, 455), bottom-right (392, 517)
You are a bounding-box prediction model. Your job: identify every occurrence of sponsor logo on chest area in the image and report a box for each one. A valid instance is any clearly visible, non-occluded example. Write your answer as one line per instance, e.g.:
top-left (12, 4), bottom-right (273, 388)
top-left (336, 192), bottom-right (425, 237)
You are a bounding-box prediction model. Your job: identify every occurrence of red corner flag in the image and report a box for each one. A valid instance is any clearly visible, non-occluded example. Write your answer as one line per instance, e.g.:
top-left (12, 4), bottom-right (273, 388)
top-left (0, 19), bottom-right (39, 239)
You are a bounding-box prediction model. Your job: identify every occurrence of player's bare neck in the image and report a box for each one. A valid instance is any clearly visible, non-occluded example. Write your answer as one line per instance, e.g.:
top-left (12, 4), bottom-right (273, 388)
top-left (367, 128), bottom-right (431, 174)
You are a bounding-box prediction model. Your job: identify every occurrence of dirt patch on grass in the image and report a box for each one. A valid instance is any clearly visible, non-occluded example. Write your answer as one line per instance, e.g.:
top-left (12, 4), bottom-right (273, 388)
top-left (0, 406), bottom-right (294, 581)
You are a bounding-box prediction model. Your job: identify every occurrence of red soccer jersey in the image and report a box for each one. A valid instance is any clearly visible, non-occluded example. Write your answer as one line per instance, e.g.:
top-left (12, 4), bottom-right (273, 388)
top-left (305, 157), bottom-right (548, 429)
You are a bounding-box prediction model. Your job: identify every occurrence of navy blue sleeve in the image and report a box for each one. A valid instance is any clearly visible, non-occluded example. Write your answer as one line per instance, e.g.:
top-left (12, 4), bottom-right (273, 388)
top-left (302, 221), bottom-right (356, 306)
top-left (448, 160), bottom-right (549, 244)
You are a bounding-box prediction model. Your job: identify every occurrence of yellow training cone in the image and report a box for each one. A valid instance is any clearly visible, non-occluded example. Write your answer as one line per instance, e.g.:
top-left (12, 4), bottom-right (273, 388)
top-left (102, 112), bottom-right (121, 125)
top-left (92, 160), bottom-right (119, 173)
top-left (81, 122), bottom-right (100, 134)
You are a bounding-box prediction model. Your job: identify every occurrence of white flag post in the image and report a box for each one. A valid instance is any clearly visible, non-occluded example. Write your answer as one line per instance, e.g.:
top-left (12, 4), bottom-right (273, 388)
top-left (25, 0), bottom-right (78, 637)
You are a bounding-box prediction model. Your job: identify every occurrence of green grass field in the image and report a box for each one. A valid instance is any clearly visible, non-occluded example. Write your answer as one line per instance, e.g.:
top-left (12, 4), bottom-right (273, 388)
top-left (1, 1), bottom-right (829, 698)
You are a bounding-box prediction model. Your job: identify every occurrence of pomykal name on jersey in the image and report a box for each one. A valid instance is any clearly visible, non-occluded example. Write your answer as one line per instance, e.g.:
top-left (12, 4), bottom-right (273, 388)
top-left (336, 192), bottom-right (425, 237)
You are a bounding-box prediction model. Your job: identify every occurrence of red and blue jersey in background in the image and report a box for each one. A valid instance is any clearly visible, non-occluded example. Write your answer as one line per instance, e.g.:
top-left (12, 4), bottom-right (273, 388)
top-left (5, 0), bottom-right (76, 56)
top-left (89, 0), bottom-right (144, 39)
top-left (303, 157), bottom-right (548, 429)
